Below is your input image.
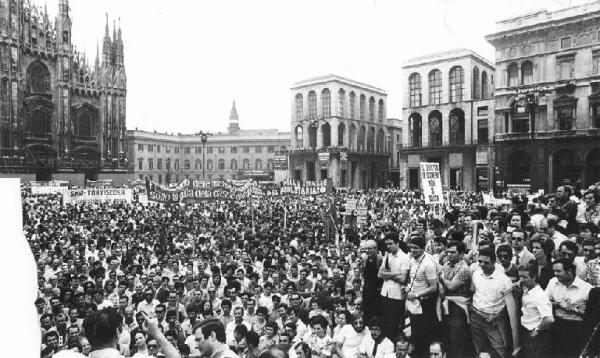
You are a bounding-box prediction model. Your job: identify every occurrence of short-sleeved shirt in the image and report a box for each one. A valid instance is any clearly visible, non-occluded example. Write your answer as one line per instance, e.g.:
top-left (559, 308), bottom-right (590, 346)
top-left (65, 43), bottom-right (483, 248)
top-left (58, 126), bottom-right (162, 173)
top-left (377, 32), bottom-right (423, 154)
top-left (520, 285), bottom-right (553, 330)
top-left (441, 259), bottom-right (471, 298)
top-left (379, 250), bottom-right (411, 300)
top-left (333, 325), bottom-right (371, 358)
top-left (358, 336), bottom-right (395, 358)
top-left (545, 276), bottom-right (592, 321)
top-left (305, 333), bottom-right (333, 358)
top-left (472, 269), bottom-right (513, 315)
top-left (408, 253), bottom-right (437, 295)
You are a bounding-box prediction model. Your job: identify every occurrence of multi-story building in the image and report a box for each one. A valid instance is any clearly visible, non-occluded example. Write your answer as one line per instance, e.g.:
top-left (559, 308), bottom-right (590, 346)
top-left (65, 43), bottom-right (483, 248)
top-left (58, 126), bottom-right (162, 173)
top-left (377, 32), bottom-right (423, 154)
top-left (288, 74), bottom-right (397, 189)
top-left (0, 0), bottom-right (129, 185)
top-left (400, 49), bottom-right (495, 190)
top-left (127, 102), bottom-right (290, 183)
top-left (486, 2), bottom-right (600, 192)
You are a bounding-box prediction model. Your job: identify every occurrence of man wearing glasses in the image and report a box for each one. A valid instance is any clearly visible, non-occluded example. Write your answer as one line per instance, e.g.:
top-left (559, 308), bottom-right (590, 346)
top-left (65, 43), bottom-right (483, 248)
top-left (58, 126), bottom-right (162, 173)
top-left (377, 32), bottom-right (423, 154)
top-left (362, 240), bottom-right (383, 322)
top-left (510, 229), bottom-right (534, 267)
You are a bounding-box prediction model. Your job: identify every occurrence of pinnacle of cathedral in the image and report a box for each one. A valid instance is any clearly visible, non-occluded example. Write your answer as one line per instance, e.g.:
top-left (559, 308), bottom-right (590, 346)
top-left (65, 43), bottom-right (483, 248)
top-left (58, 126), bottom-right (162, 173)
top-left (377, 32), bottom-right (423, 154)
top-left (229, 101), bottom-right (239, 122)
top-left (228, 101), bottom-right (240, 135)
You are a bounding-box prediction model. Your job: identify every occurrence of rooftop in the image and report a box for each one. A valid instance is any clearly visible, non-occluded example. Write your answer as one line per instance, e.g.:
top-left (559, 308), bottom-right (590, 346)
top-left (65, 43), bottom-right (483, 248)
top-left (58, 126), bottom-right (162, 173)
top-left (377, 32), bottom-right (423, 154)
top-left (402, 48), bottom-right (494, 69)
top-left (488, 1), bottom-right (600, 36)
top-left (127, 129), bottom-right (290, 143)
top-left (291, 74), bottom-right (386, 95)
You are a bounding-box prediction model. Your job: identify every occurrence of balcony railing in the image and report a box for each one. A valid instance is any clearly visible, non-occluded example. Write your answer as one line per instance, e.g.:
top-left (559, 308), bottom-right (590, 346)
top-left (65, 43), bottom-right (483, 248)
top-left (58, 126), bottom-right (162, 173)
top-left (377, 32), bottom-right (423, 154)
top-left (287, 145), bottom-right (392, 155)
top-left (401, 138), bottom-right (481, 148)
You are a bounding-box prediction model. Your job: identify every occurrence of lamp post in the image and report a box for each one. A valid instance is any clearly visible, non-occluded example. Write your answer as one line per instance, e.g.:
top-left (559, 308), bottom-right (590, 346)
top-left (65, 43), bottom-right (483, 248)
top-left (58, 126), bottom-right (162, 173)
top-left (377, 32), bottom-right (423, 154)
top-left (196, 131), bottom-right (212, 179)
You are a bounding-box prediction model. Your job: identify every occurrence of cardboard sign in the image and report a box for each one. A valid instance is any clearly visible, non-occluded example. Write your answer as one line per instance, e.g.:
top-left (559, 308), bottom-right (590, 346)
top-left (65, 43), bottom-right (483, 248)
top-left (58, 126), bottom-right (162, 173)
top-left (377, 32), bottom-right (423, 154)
top-left (420, 162), bottom-right (443, 204)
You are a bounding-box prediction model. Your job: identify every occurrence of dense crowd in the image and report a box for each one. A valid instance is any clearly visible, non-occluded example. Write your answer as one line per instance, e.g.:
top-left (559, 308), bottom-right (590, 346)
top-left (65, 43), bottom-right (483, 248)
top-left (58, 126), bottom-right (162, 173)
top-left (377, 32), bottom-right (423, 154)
top-left (24, 184), bottom-right (600, 358)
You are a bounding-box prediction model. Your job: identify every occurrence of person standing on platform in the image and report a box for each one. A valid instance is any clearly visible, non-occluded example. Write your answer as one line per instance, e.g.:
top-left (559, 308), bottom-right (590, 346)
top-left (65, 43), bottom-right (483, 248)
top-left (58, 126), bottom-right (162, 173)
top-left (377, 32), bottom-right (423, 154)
top-left (362, 240), bottom-right (383, 322)
top-left (377, 232), bottom-right (410, 343)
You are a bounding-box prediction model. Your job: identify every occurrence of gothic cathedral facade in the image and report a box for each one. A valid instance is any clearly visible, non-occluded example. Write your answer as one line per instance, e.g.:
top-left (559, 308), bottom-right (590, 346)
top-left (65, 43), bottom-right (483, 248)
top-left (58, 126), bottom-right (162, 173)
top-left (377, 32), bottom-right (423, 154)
top-left (0, 0), bottom-right (127, 183)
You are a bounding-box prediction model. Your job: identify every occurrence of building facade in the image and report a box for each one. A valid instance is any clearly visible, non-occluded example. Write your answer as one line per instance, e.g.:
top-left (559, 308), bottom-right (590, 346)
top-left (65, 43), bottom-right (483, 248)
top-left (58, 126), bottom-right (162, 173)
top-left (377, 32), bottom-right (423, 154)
top-left (486, 2), bottom-right (600, 192)
top-left (288, 74), bottom-right (396, 189)
top-left (127, 102), bottom-right (290, 183)
top-left (400, 49), bottom-right (495, 191)
top-left (0, 0), bottom-right (128, 185)
top-left (388, 117), bottom-right (403, 186)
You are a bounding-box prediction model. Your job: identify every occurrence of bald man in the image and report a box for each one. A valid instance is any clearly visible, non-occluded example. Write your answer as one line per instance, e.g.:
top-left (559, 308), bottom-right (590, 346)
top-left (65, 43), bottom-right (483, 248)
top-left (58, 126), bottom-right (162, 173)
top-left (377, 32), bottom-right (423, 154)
top-left (362, 240), bottom-right (383, 321)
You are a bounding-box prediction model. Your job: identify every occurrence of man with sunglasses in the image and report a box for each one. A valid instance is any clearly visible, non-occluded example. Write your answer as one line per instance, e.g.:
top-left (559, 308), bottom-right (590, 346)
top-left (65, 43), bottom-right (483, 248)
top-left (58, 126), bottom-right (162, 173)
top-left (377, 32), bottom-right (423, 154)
top-left (510, 229), bottom-right (534, 267)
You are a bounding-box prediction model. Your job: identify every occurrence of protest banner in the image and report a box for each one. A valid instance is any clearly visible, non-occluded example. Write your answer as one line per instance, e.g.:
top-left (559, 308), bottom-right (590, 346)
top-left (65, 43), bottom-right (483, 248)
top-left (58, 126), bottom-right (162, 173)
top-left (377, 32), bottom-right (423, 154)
top-left (31, 186), bottom-right (69, 195)
top-left (420, 162), bottom-right (443, 204)
top-left (63, 188), bottom-right (133, 205)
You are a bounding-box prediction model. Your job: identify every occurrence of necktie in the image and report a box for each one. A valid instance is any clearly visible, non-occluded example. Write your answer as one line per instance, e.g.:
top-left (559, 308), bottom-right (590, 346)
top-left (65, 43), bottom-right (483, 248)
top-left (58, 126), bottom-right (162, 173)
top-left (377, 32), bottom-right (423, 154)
top-left (372, 339), bottom-right (381, 357)
top-left (384, 254), bottom-right (390, 270)
top-left (515, 252), bottom-right (520, 266)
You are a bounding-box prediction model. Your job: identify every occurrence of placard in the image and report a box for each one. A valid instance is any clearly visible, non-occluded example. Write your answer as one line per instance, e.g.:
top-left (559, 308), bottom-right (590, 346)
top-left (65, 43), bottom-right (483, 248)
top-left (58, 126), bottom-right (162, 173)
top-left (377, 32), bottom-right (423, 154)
top-left (63, 188), bottom-right (133, 205)
top-left (420, 162), bottom-right (443, 204)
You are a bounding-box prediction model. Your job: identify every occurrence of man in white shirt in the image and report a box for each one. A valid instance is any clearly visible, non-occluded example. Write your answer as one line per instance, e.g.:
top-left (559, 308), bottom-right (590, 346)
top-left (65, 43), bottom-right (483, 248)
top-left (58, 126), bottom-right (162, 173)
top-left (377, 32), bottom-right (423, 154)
top-left (470, 247), bottom-right (520, 358)
top-left (358, 317), bottom-right (394, 358)
top-left (334, 315), bottom-right (371, 358)
top-left (518, 263), bottom-right (554, 358)
top-left (377, 232), bottom-right (410, 343)
top-left (545, 258), bottom-right (592, 358)
top-left (225, 307), bottom-right (251, 348)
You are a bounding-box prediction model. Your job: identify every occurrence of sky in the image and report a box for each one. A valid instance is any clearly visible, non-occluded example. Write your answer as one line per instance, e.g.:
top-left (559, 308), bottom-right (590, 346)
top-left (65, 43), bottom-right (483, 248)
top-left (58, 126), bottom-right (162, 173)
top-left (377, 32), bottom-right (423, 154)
top-left (40, 0), bottom-right (586, 134)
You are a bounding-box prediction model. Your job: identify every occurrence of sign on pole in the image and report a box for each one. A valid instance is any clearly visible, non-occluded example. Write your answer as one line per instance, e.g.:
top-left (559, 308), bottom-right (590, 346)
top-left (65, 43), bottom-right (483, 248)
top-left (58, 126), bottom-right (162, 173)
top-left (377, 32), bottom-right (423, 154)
top-left (356, 204), bottom-right (368, 226)
top-left (420, 162), bottom-right (443, 204)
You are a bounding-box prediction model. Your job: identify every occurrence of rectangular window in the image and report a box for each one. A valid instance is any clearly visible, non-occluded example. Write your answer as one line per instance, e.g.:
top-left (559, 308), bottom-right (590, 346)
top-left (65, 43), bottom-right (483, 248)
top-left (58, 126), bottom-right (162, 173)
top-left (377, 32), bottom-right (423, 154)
top-left (478, 119), bottom-right (488, 144)
top-left (557, 106), bottom-right (574, 130)
top-left (255, 146), bottom-right (262, 153)
top-left (148, 145), bottom-right (153, 152)
top-left (561, 37), bottom-right (571, 49)
top-left (174, 147), bottom-right (180, 154)
top-left (166, 146), bottom-right (171, 153)
top-left (243, 146), bottom-right (250, 153)
top-left (195, 146), bottom-right (201, 154)
top-left (267, 146), bottom-right (275, 153)
top-left (558, 58), bottom-right (574, 80)
top-left (184, 147), bottom-right (190, 155)
top-left (158, 174), bottom-right (162, 184)
top-left (138, 160), bottom-right (143, 170)
top-left (207, 147), bottom-right (213, 154)
top-left (477, 106), bottom-right (488, 117)
top-left (157, 145), bottom-right (161, 153)
top-left (148, 159), bottom-right (153, 170)
top-left (593, 51), bottom-right (600, 75)
top-left (231, 147), bottom-right (238, 153)
top-left (218, 146), bottom-right (225, 154)
top-left (157, 159), bottom-right (162, 170)
top-left (137, 144), bottom-right (143, 152)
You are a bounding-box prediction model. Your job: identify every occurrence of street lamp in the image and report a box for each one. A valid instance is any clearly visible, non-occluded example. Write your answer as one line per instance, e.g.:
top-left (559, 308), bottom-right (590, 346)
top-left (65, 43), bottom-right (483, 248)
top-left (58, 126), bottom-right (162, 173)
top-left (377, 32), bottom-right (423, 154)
top-left (195, 131), bottom-right (212, 179)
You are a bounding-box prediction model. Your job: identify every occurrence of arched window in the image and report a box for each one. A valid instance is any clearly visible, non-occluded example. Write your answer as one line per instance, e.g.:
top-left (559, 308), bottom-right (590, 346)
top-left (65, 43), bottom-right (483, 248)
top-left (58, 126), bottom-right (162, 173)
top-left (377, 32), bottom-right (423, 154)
top-left (368, 97), bottom-right (375, 121)
top-left (349, 92), bottom-right (356, 119)
top-left (295, 93), bottom-right (303, 121)
top-left (481, 71), bottom-right (489, 99)
top-left (472, 66), bottom-right (480, 100)
top-left (157, 159), bottom-right (162, 170)
top-left (166, 158), bottom-right (171, 170)
top-left (267, 159), bottom-right (274, 170)
top-left (26, 61), bottom-right (51, 94)
top-left (359, 94), bottom-right (366, 121)
top-left (206, 159), bottom-right (213, 171)
top-left (338, 122), bottom-right (345, 147)
top-left (507, 63), bottom-right (519, 87)
top-left (174, 159), bottom-right (180, 170)
top-left (218, 159), bottom-right (225, 170)
top-left (255, 159), bottom-right (262, 170)
top-left (428, 111), bottom-right (442, 146)
top-left (308, 91), bottom-right (317, 117)
top-left (429, 70), bottom-right (442, 105)
top-left (321, 89), bottom-right (331, 117)
top-left (230, 159), bottom-right (238, 170)
top-left (184, 159), bottom-right (190, 170)
top-left (409, 73), bottom-right (422, 107)
top-left (449, 66), bottom-right (464, 102)
top-left (378, 99), bottom-right (384, 122)
top-left (195, 159), bottom-right (202, 170)
top-left (138, 158), bottom-right (143, 170)
top-left (521, 61), bottom-right (533, 85)
top-left (243, 159), bottom-right (250, 170)
top-left (338, 89), bottom-right (345, 117)
top-left (148, 159), bottom-right (154, 170)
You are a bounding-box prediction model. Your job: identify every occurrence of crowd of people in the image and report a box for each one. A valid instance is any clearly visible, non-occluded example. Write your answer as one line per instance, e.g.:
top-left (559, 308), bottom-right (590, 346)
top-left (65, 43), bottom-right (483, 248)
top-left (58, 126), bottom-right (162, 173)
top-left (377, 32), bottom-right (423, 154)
top-left (24, 183), bottom-right (600, 358)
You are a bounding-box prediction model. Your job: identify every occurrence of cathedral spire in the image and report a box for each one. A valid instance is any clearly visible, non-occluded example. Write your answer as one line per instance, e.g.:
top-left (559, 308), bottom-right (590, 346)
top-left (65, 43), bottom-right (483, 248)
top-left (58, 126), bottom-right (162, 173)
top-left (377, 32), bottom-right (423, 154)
top-left (228, 101), bottom-right (240, 135)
